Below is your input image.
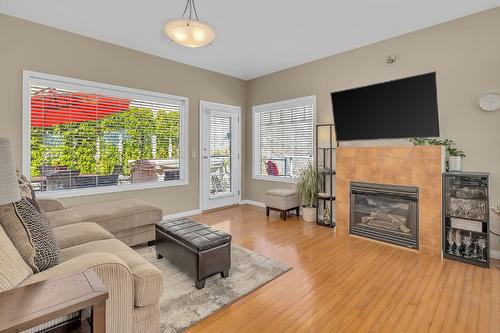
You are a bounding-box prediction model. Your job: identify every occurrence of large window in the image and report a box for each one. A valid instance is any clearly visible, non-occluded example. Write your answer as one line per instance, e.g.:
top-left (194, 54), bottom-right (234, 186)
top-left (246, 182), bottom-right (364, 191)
top-left (252, 96), bottom-right (315, 182)
top-left (23, 71), bottom-right (188, 196)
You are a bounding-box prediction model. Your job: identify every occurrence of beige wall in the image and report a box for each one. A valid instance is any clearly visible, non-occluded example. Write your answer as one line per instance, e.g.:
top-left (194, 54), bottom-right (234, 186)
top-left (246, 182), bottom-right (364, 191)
top-left (246, 8), bottom-right (500, 252)
top-left (0, 14), bottom-right (247, 215)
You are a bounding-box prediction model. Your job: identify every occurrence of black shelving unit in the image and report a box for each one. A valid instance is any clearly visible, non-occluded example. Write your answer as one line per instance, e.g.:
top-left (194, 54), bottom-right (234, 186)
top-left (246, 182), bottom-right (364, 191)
top-left (316, 124), bottom-right (336, 228)
top-left (442, 172), bottom-right (490, 268)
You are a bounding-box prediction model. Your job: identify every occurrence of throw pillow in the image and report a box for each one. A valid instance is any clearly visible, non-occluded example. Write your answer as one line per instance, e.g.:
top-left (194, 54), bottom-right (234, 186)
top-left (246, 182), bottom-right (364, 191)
top-left (0, 199), bottom-right (61, 272)
top-left (16, 169), bottom-right (42, 213)
top-left (0, 225), bottom-right (32, 292)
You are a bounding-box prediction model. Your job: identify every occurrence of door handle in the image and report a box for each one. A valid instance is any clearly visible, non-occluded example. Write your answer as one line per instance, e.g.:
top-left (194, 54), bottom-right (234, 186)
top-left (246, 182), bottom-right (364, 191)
top-left (203, 156), bottom-right (209, 159)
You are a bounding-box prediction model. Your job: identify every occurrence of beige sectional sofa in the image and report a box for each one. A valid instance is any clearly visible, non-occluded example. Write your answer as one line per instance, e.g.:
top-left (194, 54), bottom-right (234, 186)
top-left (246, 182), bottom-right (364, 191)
top-left (40, 198), bottom-right (163, 246)
top-left (0, 199), bottom-right (165, 333)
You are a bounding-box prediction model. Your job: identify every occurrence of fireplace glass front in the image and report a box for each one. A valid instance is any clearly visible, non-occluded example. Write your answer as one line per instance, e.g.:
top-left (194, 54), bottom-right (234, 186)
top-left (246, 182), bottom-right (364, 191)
top-left (350, 182), bottom-right (419, 249)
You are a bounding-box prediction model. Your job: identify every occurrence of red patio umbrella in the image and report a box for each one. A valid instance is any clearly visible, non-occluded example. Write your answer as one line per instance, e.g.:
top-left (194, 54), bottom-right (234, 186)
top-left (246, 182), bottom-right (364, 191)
top-left (31, 88), bottom-right (131, 127)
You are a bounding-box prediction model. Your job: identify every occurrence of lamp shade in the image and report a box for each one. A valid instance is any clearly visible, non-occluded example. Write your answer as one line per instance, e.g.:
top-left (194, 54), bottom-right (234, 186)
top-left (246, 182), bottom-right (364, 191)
top-left (0, 138), bottom-right (21, 205)
top-left (317, 125), bottom-right (337, 149)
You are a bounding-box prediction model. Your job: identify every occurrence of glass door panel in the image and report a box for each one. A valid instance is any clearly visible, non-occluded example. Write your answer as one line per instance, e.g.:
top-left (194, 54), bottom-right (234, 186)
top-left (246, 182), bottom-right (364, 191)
top-left (209, 115), bottom-right (232, 197)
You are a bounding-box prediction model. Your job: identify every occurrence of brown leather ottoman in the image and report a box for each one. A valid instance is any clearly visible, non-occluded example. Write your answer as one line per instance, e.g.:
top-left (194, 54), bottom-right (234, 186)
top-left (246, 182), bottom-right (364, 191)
top-left (155, 218), bottom-right (231, 289)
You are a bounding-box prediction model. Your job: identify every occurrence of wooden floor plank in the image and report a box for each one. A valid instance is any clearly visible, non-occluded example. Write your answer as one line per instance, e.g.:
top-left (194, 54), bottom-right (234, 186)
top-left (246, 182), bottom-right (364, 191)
top-left (184, 205), bottom-right (500, 333)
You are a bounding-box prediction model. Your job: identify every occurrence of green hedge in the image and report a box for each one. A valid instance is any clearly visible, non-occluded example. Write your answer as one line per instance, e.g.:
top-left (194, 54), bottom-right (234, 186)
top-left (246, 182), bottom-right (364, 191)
top-left (31, 107), bottom-right (180, 177)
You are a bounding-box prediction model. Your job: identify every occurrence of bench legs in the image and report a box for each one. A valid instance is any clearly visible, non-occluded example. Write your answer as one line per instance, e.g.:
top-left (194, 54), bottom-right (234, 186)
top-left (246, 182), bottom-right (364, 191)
top-left (156, 253), bottom-right (163, 259)
top-left (266, 206), bottom-right (300, 221)
top-left (195, 279), bottom-right (206, 290)
top-left (195, 270), bottom-right (229, 289)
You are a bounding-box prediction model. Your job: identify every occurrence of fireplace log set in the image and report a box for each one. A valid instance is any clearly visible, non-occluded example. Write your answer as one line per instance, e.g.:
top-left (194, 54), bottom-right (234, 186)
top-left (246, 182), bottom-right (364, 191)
top-left (360, 211), bottom-right (410, 233)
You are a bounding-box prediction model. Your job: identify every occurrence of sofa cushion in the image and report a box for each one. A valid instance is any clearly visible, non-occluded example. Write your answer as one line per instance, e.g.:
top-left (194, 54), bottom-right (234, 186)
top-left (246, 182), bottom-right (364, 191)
top-left (54, 222), bottom-right (114, 249)
top-left (60, 239), bottom-right (163, 307)
top-left (45, 199), bottom-right (163, 234)
top-left (0, 199), bottom-right (61, 273)
top-left (114, 224), bottom-right (155, 247)
top-left (0, 225), bottom-right (32, 292)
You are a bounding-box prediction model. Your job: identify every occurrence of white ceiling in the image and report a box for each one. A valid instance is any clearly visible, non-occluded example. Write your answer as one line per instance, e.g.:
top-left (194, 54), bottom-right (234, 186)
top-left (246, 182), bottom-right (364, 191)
top-left (1, 0), bottom-right (499, 80)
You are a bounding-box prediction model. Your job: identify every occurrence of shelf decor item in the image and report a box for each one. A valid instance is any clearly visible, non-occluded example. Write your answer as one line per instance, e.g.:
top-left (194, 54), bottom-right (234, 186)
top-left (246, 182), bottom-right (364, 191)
top-left (315, 124), bottom-right (337, 227)
top-left (442, 172), bottom-right (490, 268)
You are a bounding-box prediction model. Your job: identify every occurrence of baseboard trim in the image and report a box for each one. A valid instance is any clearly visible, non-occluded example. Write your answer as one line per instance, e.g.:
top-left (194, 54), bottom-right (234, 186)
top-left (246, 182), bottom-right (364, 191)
top-left (163, 209), bottom-right (202, 220)
top-left (490, 249), bottom-right (500, 259)
top-left (240, 199), bottom-right (266, 208)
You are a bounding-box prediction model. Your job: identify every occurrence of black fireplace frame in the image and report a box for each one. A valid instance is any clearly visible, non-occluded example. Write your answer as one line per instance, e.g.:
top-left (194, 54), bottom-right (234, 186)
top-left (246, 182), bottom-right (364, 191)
top-left (349, 181), bottom-right (419, 249)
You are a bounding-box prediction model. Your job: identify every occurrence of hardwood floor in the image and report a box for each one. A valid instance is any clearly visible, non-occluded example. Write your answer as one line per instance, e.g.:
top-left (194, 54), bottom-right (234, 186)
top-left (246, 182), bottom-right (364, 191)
top-left (186, 205), bottom-right (500, 333)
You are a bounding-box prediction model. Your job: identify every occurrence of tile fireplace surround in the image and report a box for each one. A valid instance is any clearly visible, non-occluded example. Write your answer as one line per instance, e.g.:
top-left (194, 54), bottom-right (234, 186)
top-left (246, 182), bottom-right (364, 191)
top-left (336, 146), bottom-right (445, 256)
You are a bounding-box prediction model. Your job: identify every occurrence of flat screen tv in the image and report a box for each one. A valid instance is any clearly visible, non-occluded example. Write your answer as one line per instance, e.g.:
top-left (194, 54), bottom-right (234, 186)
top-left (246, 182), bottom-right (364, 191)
top-left (331, 72), bottom-right (439, 141)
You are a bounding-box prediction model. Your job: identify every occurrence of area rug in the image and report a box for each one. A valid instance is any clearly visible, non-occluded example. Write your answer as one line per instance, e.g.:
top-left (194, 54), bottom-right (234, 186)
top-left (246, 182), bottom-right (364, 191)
top-left (135, 244), bottom-right (291, 332)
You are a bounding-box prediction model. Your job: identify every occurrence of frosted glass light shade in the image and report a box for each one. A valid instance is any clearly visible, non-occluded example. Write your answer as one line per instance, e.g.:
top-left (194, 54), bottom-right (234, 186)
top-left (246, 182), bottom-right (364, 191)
top-left (317, 125), bottom-right (337, 149)
top-left (164, 19), bottom-right (215, 48)
top-left (0, 138), bottom-right (21, 205)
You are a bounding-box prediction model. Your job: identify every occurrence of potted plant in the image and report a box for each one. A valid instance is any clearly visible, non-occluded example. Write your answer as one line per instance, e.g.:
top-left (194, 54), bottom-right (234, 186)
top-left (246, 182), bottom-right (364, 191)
top-left (297, 162), bottom-right (324, 222)
top-left (408, 138), bottom-right (465, 171)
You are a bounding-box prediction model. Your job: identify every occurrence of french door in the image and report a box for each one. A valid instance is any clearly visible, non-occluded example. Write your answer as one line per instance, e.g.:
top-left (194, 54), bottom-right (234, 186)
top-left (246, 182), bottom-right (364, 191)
top-left (200, 101), bottom-right (241, 211)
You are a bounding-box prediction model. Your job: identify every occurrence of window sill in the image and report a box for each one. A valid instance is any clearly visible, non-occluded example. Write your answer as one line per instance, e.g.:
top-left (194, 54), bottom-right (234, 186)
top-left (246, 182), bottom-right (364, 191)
top-left (252, 175), bottom-right (299, 184)
top-left (36, 180), bottom-right (189, 199)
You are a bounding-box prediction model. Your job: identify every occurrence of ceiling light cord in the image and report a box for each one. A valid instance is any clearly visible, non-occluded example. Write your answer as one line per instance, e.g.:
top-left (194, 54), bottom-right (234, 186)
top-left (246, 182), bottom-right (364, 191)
top-left (182, 0), bottom-right (200, 22)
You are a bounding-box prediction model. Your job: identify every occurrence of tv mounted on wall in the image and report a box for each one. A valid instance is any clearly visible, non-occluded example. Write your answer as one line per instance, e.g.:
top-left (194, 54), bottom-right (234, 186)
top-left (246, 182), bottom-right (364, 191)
top-left (331, 72), bottom-right (439, 141)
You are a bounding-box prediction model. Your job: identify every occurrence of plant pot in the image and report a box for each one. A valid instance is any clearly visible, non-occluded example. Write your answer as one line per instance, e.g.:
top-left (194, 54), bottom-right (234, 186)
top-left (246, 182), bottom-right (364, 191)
top-left (449, 156), bottom-right (462, 171)
top-left (302, 207), bottom-right (317, 222)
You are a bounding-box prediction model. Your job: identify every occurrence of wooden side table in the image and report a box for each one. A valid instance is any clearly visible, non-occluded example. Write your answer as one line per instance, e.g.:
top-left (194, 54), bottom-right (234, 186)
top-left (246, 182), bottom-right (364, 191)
top-left (0, 269), bottom-right (108, 333)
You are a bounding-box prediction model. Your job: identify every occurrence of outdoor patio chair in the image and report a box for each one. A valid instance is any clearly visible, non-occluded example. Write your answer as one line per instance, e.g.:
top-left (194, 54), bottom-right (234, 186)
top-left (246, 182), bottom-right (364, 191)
top-left (38, 165), bottom-right (68, 176)
top-left (46, 170), bottom-right (80, 190)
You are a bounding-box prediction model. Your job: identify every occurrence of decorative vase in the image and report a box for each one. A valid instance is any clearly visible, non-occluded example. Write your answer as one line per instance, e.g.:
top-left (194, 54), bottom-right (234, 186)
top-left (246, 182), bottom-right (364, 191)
top-left (322, 205), bottom-right (330, 225)
top-left (449, 156), bottom-right (462, 171)
top-left (302, 207), bottom-right (316, 222)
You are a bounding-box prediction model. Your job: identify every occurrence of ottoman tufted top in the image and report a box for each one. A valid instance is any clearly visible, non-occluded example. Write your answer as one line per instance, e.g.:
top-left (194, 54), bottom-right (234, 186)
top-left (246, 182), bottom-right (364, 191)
top-left (156, 218), bottom-right (231, 251)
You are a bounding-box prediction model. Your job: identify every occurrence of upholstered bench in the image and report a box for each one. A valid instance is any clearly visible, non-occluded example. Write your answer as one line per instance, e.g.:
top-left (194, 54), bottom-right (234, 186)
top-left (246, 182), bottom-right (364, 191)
top-left (265, 188), bottom-right (300, 220)
top-left (155, 218), bottom-right (231, 289)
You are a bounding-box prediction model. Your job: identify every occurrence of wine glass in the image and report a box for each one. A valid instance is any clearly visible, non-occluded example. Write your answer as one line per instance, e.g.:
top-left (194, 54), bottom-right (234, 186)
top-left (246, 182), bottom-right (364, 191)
top-left (477, 238), bottom-right (487, 262)
top-left (463, 232), bottom-right (472, 258)
top-left (446, 228), bottom-right (455, 254)
top-left (454, 230), bottom-right (462, 256)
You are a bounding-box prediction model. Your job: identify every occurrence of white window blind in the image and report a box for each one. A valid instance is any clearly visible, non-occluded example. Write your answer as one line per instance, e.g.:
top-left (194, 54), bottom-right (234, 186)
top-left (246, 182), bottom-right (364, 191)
top-left (209, 115), bottom-right (232, 194)
top-left (253, 96), bottom-right (315, 180)
top-left (24, 72), bottom-right (187, 194)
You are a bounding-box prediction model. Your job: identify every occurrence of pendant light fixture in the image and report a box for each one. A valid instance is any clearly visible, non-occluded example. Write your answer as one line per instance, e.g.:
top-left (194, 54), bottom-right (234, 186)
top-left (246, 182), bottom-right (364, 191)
top-left (164, 0), bottom-right (215, 48)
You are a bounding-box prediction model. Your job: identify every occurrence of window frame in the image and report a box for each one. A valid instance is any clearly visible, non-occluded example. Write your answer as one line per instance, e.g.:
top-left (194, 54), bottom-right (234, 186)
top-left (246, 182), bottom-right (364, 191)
top-left (252, 95), bottom-right (316, 183)
top-left (22, 70), bottom-right (189, 198)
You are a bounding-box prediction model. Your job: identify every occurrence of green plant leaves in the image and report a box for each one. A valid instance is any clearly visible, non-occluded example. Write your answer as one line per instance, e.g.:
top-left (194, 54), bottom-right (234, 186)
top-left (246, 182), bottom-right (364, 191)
top-left (31, 107), bottom-right (180, 177)
top-left (296, 162), bottom-right (324, 208)
top-left (408, 137), bottom-right (465, 157)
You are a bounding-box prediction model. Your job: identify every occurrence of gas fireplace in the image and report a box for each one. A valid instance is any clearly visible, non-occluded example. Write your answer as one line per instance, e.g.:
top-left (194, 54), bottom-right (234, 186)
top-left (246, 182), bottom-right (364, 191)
top-left (350, 182), bottom-right (419, 249)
